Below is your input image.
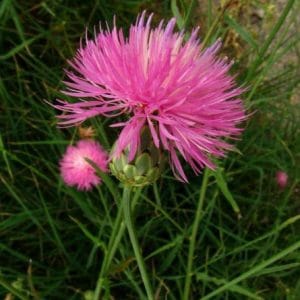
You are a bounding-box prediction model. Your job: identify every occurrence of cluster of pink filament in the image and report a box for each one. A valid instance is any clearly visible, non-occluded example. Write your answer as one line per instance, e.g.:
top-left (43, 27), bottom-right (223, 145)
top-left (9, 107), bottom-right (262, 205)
top-left (60, 140), bottom-right (108, 190)
top-left (56, 11), bottom-right (246, 187)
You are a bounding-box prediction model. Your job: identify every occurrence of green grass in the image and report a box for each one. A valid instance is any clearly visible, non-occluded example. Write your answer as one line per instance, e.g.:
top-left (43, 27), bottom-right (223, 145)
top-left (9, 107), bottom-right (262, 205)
top-left (1, 0), bottom-right (300, 299)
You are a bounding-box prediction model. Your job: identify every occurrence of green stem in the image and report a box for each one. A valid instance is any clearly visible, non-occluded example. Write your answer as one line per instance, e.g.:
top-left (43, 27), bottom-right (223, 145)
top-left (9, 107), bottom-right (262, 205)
top-left (183, 168), bottom-right (210, 300)
top-left (93, 200), bottom-right (124, 300)
top-left (93, 189), bottom-right (142, 300)
top-left (123, 187), bottom-right (154, 300)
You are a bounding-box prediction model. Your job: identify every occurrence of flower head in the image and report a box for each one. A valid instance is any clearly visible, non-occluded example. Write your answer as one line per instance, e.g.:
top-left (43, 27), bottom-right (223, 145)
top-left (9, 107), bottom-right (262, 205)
top-left (60, 140), bottom-right (108, 190)
top-left (54, 12), bottom-right (246, 181)
top-left (276, 171), bottom-right (288, 189)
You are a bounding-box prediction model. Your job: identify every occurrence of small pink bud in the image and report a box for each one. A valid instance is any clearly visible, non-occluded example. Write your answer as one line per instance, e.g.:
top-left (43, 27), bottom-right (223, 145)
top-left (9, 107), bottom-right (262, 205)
top-left (276, 171), bottom-right (288, 189)
top-left (60, 140), bottom-right (108, 191)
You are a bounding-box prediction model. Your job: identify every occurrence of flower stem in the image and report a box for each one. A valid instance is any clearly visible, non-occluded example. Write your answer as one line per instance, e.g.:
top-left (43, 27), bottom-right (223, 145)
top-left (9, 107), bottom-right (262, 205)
top-left (93, 189), bottom-right (142, 300)
top-left (183, 168), bottom-right (210, 300)
top-left (123, 186), bottom-right (154, 300)
top-left (93, 200), bottom-right (124, 300)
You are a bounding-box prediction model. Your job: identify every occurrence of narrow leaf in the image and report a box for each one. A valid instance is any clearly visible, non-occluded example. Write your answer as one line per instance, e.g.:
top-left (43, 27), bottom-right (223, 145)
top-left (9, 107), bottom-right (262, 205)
top-left (171, 0), bottom-right (185, 30)
top-left (225, 15), bottom-right (258, 50)
top-left (214, 168), bottom-right (241, 218)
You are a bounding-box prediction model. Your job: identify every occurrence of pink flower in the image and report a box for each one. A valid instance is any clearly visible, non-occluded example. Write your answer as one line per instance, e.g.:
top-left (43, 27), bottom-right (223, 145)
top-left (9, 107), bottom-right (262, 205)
top-left (276, 171), bottom-right (288, 189)
top-left (54, 12), bottom-right (246, 181)
top-left (60, 140), bottom-right (108, 190)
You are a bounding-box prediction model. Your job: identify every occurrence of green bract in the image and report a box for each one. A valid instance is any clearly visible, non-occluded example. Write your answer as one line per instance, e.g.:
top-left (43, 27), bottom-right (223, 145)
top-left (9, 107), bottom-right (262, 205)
top-left (110, 129), bottom-right (164, 187)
